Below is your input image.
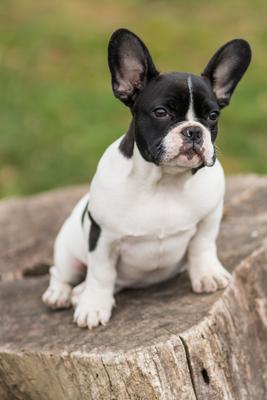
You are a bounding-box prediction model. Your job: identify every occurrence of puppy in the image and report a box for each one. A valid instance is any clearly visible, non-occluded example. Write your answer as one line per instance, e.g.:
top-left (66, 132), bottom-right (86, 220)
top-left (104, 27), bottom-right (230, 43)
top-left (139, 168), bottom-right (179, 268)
top-left (43, 29), bottom-right (251, 329)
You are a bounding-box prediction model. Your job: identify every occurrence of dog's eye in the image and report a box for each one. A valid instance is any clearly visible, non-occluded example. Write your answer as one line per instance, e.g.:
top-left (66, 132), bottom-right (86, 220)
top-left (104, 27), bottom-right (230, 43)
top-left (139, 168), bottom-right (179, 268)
top-left (153, 107), bottom-right (169, 118)
top-left (208, 111), bottom-right (219, 121)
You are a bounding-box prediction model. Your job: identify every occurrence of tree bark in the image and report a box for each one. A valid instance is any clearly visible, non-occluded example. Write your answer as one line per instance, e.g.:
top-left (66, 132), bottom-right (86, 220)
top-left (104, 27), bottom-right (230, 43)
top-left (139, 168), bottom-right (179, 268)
top-left (0, 175), bottom-right (267, 400)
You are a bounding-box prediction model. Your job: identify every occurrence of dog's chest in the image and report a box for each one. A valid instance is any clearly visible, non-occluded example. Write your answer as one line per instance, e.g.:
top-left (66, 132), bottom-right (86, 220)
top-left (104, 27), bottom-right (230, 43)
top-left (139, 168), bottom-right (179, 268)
top-left (119, 227), bottom-right (196, 272)
top-left (90, 155), bottom-right (224, 277)
top-left (115, 183), bottom-right (200, 271)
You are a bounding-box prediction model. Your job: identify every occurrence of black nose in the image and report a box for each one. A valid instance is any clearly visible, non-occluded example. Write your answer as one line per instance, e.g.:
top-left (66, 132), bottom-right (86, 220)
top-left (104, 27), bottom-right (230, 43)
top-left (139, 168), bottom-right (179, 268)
top-left (181, 126), bottom-right (202, 143)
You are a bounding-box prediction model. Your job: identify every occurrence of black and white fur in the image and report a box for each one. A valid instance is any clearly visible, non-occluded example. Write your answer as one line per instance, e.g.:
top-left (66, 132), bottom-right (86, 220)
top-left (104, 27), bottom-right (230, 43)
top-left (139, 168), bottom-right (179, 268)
top-left (43, 29), bottom-right (251, 329)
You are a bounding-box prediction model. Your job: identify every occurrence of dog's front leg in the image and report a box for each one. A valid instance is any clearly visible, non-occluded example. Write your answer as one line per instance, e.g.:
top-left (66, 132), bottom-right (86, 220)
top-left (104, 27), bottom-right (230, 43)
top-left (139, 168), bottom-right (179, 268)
top-left (73, 231), bottom-right (118, 329)
top-left (187, 201), bottom-right (231, 293)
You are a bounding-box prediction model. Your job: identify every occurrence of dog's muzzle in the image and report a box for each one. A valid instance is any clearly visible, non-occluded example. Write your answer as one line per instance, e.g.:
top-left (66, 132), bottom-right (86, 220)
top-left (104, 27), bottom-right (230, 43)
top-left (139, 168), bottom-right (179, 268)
top-left (161, 121), bottom-right (215, 168)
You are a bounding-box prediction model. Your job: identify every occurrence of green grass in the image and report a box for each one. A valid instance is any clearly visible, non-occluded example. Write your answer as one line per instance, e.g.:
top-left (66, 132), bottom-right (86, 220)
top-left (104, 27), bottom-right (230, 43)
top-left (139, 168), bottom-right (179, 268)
top-left (0, 0), bottom-right (267, 198)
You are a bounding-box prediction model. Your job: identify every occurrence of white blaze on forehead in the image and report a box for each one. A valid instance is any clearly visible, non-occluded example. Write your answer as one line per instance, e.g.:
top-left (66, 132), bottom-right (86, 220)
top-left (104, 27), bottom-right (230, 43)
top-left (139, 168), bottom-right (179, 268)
top-left (186, 75), bottom-right (195, 122)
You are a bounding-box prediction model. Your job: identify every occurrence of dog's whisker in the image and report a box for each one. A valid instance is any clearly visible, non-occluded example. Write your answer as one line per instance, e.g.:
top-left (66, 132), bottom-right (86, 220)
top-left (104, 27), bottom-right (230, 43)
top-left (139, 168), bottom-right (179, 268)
top-left (214, 144), bottom-right (222, 156)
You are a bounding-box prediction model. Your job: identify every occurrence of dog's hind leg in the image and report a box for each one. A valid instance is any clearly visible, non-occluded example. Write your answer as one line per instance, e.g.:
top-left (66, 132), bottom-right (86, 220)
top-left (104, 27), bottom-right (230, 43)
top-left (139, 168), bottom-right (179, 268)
top-left (42, 230), bottom-right (86, 309)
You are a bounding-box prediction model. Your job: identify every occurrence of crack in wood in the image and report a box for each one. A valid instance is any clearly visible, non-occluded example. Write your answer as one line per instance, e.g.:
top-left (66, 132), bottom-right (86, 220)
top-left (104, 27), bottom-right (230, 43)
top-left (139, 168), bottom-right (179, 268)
top-left (179, 335), bottom-right (198, 400)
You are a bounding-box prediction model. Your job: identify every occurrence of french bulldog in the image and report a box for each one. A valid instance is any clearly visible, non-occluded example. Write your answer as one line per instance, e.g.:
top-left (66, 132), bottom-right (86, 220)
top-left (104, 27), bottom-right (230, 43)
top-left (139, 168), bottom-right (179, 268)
top-left (43, 29), bottom-right (251, 329)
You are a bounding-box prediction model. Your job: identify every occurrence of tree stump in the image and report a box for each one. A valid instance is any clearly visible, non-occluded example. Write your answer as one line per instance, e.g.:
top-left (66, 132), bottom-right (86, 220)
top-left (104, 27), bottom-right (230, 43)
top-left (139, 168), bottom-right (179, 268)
top-left (0, 176), bottom-right (267, 400)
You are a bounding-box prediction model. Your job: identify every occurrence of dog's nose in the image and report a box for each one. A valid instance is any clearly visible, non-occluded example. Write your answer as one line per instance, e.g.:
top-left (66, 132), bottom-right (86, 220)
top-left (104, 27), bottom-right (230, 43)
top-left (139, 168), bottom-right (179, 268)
top-left (181, 126), bottom-right (202, 143)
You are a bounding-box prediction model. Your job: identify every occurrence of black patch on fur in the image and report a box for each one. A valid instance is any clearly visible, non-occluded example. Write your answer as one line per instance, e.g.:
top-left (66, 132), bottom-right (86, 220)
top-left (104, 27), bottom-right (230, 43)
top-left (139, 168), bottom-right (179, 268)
top-left (81, 199), bottom-right (89, 226)
top-left (133, 73), bottom-right (190, 163)
top-left (119, 120), bottom-right (135, 158)
top-left (88, 211), bottom-right (101, 252)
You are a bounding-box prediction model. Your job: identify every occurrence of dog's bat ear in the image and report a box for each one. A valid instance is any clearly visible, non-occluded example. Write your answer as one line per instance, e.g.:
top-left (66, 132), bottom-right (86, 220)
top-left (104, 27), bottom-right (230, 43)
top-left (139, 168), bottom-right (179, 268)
top-left (108, 29), bottom-right (159, 107)
top-left (202, 39), bottom-right (251, 108)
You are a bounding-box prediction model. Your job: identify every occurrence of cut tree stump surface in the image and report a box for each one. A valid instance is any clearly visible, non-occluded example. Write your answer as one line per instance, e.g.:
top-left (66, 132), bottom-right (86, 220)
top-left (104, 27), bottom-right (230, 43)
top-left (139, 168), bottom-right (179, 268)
top-left (0, 175), bottom-right (267, 400)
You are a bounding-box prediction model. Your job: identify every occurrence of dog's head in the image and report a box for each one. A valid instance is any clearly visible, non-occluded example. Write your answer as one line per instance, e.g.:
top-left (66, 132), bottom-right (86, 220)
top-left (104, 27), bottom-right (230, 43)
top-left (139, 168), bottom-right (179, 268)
top-left (108, 29), bottom-right (251, 169)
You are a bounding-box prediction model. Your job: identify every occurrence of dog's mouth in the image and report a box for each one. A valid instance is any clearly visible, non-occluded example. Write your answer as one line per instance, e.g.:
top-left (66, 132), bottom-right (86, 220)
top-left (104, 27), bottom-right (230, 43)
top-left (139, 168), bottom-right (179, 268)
top-left (159, 136), bottom-right (215, 168)
top-left (163, 142), bottom-right (216, 169)
top-left (179, 143), bottom-right (205, 163)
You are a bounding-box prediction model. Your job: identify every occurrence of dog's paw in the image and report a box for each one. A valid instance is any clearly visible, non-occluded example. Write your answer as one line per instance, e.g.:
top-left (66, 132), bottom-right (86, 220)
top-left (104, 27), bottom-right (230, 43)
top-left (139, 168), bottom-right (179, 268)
top-left (73, 290), bottom-right (115, 329)
top-left (190, 262), bottom-right (231, 294)
top-left (42, 281), bottom-right (72, 309)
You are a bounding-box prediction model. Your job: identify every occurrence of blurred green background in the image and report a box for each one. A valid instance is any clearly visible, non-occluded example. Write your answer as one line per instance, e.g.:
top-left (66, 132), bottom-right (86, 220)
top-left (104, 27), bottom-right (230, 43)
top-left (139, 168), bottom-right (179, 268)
top-left (1, 0), bottom-right (267, 198)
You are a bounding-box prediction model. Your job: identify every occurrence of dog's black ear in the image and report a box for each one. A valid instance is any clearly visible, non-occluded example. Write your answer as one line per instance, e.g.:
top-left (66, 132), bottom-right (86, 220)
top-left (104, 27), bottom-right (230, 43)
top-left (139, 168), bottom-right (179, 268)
top-left (108, 29), bottom-right (159, 107)
top-left (202, 39), bottom-right (251, 108)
